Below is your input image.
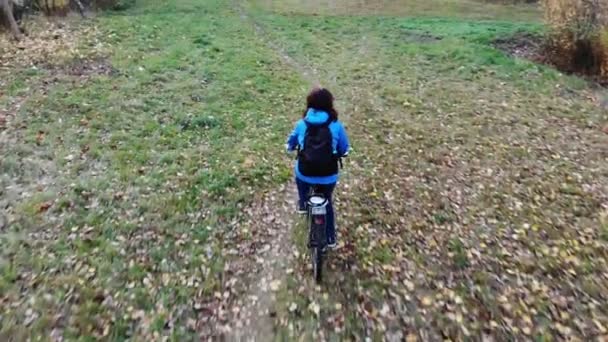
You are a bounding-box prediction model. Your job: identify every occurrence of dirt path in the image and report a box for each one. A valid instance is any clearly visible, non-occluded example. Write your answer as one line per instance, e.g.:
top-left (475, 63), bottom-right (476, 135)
top-left (219, 3), bottom-right (380, 339)
top-left (218, 3), bottom-right (321, 340)
top-left (220, 1), bottom-right (406, 338)
top-left (222, 183), bottom-right (298, 341)
top-left (234, 2), bottom-right (319, 87)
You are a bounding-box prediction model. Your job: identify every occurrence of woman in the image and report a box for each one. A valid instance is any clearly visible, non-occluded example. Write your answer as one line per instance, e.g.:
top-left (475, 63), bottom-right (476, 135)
top-left (286, 87), bottom-right (350, 248)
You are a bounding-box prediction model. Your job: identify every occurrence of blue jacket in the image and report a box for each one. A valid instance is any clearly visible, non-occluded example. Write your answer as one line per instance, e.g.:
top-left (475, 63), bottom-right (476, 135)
top-left (286, 109), bottom-right (350, 184)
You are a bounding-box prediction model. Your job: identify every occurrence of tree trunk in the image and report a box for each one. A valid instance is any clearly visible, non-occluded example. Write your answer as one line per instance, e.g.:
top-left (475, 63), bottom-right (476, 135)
top-left (0, 0), bottom-right (22, 40)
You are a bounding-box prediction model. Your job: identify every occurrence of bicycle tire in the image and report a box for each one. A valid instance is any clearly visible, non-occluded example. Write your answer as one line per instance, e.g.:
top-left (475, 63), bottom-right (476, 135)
top-left (312, 246), bottom-right (323, 283)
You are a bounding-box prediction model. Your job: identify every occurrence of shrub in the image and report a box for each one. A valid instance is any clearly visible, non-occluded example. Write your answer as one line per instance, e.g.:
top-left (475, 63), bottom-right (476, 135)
top-left (542, 0), bottom-right (608, 80)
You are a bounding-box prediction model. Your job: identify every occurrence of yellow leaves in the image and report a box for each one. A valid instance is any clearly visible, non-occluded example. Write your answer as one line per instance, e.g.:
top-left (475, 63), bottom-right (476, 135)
top-left (381, 264), bottom-right (398, 273)
top-left (403, 279), bottom-right (415, 292)
top-left (308, 302), bottom-right (320, 316)
top-left (130, 309), bottom-right (145, 321)
top-left (405, 333), bottom-right (418, 342)
top-left (186, 318), bottom-right (197, 331)
top-left (269, 279), bottom-right (281, 291)
top-left (554, 322), bottom-right (573, 337)
top-left (593, 320), bottom-right (607, 334)
top-left (242, 157), bottom-right (255, 168)
top-left (564, 255), bottom-right (580, 266)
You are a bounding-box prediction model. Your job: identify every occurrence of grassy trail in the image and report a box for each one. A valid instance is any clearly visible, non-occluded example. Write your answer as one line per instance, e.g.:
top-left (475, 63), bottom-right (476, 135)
top-left (1, 0), bottom-right (607, 340)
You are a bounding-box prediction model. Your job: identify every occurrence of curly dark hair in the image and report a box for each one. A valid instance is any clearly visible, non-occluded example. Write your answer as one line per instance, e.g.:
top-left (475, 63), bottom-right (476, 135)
top-left (303, 87), bottom-right (338, 121)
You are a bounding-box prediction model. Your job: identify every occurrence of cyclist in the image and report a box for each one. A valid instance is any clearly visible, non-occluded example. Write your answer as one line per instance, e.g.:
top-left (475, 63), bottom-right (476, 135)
top-left (286, 87), bottom-right (350, 248)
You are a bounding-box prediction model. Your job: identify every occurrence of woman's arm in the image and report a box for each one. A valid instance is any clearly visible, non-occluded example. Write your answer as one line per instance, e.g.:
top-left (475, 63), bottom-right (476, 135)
top-left (286, 120), bottom-right (302, 151)
top-left (337, 123), bottom-right (350, 156)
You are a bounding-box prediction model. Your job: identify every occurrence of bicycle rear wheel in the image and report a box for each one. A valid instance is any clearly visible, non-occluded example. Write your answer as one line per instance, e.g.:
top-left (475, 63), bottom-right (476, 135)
top-left (311, 246), bottom-right (323, 283)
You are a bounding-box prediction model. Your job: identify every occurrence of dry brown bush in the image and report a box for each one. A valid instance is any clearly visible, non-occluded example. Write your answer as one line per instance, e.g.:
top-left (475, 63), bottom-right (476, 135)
top-left (542, 0), bottom-right (608, 80)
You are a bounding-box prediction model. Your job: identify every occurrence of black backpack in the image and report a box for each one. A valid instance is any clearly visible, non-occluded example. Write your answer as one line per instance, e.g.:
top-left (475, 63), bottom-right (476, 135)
top-left (298, 119), bottom-right (337, 177)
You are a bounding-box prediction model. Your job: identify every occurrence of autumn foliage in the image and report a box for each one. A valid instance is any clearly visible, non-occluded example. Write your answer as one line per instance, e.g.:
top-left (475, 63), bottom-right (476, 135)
top-left (38, 0), bottom-right (70, 15)
top-left (542, 0), bottom-right (608, 81)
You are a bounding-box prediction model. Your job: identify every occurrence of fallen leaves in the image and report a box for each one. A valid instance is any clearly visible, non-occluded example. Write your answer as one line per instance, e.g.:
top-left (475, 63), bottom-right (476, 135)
top-left (0, 112), bottom-right (6, 130)
top-left (38, 201), bottom-right (52, 212)
top-left (36, 130), bottom-right (45, 145)
top-left (269, 279), bottom-right (281, 292)
top-left (3, 1), bottom-right (608, 341)
top-left (421, 296), bottom-right (433, 307)
top-left (0, 16), bottom-right (106, 69)
top-left (308, 302), bottom-right (320, 316)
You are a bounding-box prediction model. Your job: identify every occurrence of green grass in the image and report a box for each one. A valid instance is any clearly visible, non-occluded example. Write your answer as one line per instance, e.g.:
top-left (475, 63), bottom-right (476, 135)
top-left (1, 0), bottom-right (304, 339)
top-left (257, 0), bottom-right (540, 21)
top-left (2, 0), bottom-right (608, 339)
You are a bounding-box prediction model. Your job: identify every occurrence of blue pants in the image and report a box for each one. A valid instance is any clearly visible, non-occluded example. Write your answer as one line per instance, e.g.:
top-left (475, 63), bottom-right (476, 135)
top-left (296, 178), bottom-right (336, 244)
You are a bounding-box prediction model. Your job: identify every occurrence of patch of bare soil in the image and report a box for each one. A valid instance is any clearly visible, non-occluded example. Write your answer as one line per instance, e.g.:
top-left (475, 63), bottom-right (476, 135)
top-left (493, 31), bottom-right (545, 62)
top-left (195, 183), bottom-right (298, 340)
top-left (223, 184), bottom-right (297, 341)
top-left (47, 56), bottom-right (118, 77)
top-left (402, 30), bottom-right (442, 43)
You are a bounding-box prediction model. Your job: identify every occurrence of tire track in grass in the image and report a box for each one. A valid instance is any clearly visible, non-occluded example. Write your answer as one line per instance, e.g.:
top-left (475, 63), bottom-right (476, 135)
top-left (223, 1), bottom-right (389, 339)
top-left (220, 183), bottom-right (298, 340)
top-left (220, 2), bottom-right (322, 340)
top-left (222, 1), bottom-right (363, 340)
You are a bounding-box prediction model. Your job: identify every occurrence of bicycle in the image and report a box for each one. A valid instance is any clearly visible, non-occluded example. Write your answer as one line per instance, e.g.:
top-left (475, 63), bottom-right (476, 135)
top-left (289, 146), bottom-right (347, 283)
top-left (304, 154), bottom-right (347, 283)
top-left (306, 185), bottom-right (330, 283)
